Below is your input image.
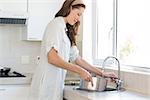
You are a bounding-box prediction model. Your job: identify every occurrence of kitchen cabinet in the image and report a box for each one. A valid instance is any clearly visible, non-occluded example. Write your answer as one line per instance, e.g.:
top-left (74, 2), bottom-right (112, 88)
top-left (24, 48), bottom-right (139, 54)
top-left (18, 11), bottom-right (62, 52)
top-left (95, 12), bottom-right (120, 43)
top-left (0, 0), bottom-right (27, 13)
top-left (0, 85), bottom-right (30, 100)
top-left (23, 0), bottom-right (63, 41)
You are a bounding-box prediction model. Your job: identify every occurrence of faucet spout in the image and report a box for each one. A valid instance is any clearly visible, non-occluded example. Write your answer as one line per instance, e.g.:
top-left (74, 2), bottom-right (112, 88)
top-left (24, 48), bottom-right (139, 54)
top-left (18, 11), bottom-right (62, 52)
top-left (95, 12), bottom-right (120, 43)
top-left (102, 56), bottom-right (122, 90)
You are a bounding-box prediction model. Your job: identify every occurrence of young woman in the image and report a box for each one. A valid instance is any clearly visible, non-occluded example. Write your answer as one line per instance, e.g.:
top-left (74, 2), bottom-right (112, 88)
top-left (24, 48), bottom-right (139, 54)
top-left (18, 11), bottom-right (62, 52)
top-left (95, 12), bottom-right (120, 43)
top-left (29, 0), bottom-right (117, 100)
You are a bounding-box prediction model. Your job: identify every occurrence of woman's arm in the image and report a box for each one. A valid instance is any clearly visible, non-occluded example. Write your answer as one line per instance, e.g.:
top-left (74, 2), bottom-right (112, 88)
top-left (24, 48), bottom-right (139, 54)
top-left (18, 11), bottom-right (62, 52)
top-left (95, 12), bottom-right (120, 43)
top-left (47, 48), bottom-right (93, 82)
top-left (75, 56), bottom-right (103, 76)
top-left (75, 56), bottom-right (117, 79)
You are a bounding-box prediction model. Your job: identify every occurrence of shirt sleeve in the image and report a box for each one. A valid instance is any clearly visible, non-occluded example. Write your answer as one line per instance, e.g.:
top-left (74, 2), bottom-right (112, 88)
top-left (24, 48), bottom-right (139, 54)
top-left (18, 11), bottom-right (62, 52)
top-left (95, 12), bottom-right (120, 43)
top-left (69, 46), bottom-right (79, 62)
top-left (45, 23), bottom-right (61, 54)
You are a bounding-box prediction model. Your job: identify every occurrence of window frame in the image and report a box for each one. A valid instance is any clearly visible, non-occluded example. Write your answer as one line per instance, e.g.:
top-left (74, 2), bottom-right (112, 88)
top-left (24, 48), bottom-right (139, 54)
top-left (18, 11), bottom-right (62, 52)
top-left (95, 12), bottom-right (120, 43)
top-left (92, 0), bottom-right (150, 72)
top-left (93, 0), bottom-right (118, 66)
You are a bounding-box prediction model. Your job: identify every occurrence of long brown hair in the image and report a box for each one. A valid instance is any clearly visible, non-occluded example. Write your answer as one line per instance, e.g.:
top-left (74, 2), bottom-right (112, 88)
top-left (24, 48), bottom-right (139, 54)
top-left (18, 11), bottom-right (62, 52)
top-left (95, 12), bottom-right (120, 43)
top-left (55, 0), bottom-right (86, 46)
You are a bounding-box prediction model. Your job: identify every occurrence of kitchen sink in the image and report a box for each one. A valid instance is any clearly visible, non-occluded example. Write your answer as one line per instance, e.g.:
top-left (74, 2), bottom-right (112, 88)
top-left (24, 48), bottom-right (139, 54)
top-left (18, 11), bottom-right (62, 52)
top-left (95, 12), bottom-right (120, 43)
top-left (65, 80), bottom-right (125, 92)
top-left (73, 86), bottom-right (125, 92)
top-left (104, 87), bottom-right (125, 92)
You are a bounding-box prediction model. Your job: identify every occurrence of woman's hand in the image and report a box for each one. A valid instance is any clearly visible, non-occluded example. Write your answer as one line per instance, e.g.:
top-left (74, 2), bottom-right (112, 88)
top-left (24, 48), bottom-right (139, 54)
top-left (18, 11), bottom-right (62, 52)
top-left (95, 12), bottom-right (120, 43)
top-left (79, 69), bottom-right (93, 86)
top-left (102, 72), bottom-right (118, 81)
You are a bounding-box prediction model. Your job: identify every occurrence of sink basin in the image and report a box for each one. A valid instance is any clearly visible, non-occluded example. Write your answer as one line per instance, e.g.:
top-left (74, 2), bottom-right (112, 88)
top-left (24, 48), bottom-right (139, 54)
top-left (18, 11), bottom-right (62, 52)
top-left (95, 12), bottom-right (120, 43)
top-left (104, 87), bottom-right (125, 92)
top-left (73, 86), bottom-right (125, 92)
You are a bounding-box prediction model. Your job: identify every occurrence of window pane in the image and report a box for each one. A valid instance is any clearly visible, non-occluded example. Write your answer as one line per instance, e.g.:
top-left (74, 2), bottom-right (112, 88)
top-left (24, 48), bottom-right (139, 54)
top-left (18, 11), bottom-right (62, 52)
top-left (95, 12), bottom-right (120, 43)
top-left (118, 0), bottom-right (150, 67)
top-left (97, 0), bottom-right (113, 59)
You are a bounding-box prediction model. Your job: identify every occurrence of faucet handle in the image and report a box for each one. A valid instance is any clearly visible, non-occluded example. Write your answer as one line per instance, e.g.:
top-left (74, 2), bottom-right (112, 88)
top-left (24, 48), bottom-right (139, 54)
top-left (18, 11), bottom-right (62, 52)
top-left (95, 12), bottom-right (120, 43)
top-left (115, 79), bottom-right (123, 90)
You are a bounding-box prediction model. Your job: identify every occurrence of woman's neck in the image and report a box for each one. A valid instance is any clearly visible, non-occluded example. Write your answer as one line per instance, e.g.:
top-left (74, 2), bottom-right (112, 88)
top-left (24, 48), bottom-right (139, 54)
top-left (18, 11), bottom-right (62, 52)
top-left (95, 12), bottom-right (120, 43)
top-left (63, 17), bottom-right (68, 24)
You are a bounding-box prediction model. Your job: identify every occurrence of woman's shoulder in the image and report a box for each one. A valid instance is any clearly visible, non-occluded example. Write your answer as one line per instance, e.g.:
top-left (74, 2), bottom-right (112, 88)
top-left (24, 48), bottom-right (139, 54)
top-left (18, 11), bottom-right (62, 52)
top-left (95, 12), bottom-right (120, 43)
top-left (43, 17), bottom-right (65, 36)
top-left (48, 17), bottom-right (64, 27)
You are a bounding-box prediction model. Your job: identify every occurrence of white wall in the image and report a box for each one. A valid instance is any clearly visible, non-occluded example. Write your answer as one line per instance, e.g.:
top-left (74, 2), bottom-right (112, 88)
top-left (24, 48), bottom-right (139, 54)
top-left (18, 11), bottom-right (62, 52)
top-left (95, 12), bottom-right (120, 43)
top-left (0, 25), bottom-right (41, 73)
top-left (82, 0), bottom-right (93, 64)
top-left (106, 68), bottom-right (150, 95)
top-left (0, 24), bottom-right (83, 75)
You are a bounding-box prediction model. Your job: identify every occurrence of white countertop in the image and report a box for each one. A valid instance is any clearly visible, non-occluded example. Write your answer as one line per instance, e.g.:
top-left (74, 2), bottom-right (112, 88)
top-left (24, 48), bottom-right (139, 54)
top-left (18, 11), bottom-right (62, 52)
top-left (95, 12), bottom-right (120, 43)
top-left (64, 86), bottom-right (150, 100)
top-left (1, 84), bottom-right (150, 100)
top-left (0, 73), bottom-right (32, 85)
top-left (0, 84), bottom-right (30, 100)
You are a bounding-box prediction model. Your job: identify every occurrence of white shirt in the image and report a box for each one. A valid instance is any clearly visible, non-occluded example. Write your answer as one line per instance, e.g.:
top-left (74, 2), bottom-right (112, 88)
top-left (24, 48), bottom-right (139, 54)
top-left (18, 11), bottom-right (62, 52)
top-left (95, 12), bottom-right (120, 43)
top-left (28, 17), bottom-right (79, 100)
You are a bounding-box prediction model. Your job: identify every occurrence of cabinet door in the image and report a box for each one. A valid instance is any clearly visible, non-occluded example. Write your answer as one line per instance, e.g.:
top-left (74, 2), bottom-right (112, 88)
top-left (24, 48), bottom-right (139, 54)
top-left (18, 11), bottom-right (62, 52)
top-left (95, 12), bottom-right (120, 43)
top-left (0, 85), bottom-right (30, 100)
top-left (0, 0), bottom-right (27, 13)
top-left (26, 0), bottom-right (63, 41)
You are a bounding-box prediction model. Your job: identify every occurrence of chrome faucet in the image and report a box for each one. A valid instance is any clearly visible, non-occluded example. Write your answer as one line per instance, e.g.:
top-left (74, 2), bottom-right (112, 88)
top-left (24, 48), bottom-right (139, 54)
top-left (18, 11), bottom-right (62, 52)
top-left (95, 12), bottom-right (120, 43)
top-left (102, 56), bottom-right (123, 90)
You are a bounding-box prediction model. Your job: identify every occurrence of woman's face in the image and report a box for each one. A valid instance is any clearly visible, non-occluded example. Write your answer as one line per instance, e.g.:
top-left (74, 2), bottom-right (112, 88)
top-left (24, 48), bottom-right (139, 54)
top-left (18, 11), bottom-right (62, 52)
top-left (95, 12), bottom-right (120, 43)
top-left (66, 7), bottom-right (85, 25)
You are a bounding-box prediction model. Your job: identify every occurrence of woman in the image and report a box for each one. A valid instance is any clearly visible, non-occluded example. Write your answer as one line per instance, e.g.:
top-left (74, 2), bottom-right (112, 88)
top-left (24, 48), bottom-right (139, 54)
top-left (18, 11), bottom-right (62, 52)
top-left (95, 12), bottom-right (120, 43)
top-left (29, 0), bottom-right (117, 100)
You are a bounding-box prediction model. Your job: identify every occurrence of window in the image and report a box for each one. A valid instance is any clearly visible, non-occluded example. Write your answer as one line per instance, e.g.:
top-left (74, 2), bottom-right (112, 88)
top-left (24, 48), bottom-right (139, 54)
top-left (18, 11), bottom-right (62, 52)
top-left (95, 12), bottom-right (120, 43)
top-left (93, 0), bottom-right (114, 65)
top-left (95, 0), bottom-right (114, 59)
top-left (94, 0), bottom-right (150, 69)
top-left (118, 0), bottom-right (150, 68)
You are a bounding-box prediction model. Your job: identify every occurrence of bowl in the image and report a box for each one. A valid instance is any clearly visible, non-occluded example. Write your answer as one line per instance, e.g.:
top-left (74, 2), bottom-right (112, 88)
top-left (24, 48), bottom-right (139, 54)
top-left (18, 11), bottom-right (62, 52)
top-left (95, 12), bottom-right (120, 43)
top-left (79, 76), bottom-right (108, 92)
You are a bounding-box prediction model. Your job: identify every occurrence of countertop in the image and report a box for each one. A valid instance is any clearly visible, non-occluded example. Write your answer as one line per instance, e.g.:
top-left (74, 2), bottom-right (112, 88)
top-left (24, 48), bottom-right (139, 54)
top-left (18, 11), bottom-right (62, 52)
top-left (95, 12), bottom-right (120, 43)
top-left (0, 73), bottom-right (32, 85)
top-left (1, 84), bottom-right (150, 100)
top-left (0, 84), bottom-right (30, 100)
top-left (64, 86), bottom-right (150, 100)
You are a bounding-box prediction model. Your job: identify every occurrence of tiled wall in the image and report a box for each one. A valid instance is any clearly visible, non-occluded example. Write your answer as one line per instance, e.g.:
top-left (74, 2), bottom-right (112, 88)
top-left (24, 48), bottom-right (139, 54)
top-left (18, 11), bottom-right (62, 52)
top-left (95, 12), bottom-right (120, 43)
top-left (0, 25), bottom-right (41, 73)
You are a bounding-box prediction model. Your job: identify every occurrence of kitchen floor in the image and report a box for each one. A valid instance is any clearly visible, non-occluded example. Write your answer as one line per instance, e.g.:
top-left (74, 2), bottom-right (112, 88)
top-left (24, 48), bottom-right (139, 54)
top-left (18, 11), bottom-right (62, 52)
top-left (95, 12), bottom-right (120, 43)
top-left (0, 84), bottom-right (30, 100)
